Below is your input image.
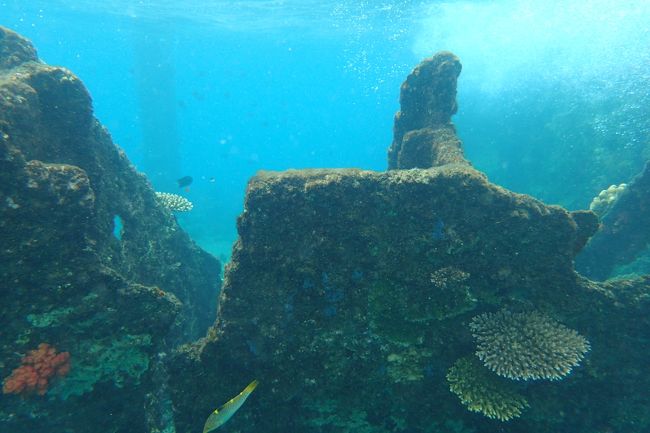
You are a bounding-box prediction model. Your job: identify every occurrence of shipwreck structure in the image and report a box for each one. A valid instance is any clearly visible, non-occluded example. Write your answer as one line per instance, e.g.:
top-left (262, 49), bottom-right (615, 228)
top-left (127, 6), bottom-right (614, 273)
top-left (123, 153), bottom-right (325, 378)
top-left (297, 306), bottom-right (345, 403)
top-left (1, 26), bottom-right (649, 433)
top-left (166, 53), bottom-right (650, 433)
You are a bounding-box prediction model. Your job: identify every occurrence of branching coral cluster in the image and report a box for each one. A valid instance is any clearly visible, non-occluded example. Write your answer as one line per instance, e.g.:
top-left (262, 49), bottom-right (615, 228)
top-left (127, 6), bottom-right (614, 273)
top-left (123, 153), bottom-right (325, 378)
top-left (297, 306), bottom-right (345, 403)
top-left (447, 310), bottom-right (590, 421)
top-left (2, 343), bottom-right (71, 396)
top-left (155, 192), bottom-right (193, 212)
top-left (446, 357), bottom-right (528, 422)
top-left (470, 310), bottom-right (590, 381)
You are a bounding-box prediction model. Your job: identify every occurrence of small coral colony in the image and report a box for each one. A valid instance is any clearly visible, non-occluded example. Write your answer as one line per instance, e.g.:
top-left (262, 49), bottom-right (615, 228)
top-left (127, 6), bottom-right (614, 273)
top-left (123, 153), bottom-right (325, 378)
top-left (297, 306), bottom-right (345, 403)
top-left (3, 343), bottom-right (71, 396)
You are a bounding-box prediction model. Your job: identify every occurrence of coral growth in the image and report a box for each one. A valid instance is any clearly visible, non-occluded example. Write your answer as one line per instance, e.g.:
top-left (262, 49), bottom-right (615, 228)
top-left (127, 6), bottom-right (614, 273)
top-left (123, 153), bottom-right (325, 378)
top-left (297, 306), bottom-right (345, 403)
top-left (2, 343), bottom-right (71, 396)
top-left (155, 192), bottom-right (193, 212)
top-left (428, 267), bottom-right (476, 320)
top-left (589, 183), bottom-right (627, 216)
top-left (446, 357), bottom-right (528, 421)
top-left (470, 310), bottom-right (590, 381)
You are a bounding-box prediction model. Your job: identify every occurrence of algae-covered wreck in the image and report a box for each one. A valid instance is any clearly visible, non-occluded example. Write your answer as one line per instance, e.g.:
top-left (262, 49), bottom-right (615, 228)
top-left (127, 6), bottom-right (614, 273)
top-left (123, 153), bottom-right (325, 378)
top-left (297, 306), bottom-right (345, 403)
top-left (1, 26), bottom-right (649, 433)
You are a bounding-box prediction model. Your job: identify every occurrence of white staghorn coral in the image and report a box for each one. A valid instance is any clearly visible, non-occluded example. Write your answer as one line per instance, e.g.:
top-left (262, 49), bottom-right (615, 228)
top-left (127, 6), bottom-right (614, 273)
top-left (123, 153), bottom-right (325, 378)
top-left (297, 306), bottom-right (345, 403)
top-left (155, 192), bottom-right (193, 212)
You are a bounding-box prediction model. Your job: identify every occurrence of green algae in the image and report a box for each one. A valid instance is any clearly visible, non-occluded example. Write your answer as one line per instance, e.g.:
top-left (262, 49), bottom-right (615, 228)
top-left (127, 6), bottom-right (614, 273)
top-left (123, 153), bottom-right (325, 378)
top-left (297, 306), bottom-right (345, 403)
top-left (26, 307), bottom-right (74, 328)
top-left (368, 281), bottom-right (425, 346)
top-left (303, 398), bottom-right (391, 433)
top-left (386, 346), bottom-right (432, 383)
top-left (50, 334), bottom-right (152, 400)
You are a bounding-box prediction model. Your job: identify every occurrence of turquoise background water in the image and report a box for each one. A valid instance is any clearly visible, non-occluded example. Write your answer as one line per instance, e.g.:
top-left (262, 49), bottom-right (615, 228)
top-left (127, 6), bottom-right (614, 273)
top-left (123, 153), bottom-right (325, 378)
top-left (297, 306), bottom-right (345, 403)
top-left (3, 1), bottom-right (649, 261)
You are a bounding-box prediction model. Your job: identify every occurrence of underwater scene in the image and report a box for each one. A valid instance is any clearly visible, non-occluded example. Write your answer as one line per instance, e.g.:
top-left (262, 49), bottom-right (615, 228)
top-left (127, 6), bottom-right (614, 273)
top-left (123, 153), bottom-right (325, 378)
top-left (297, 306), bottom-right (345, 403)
top-left (1, 1), bottom-right (650, 432)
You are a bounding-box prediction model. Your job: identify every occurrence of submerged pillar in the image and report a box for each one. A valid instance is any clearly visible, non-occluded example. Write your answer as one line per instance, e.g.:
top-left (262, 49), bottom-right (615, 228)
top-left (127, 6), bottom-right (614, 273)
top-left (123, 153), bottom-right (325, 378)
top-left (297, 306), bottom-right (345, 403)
top-left (387, 51), bottom-right (468, 169)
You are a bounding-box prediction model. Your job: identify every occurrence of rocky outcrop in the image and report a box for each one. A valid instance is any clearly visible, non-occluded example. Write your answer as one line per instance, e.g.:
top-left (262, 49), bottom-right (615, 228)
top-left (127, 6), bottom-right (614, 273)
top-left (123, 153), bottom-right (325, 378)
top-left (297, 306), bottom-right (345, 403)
top-left (0, 26), bottom-right (219, 433)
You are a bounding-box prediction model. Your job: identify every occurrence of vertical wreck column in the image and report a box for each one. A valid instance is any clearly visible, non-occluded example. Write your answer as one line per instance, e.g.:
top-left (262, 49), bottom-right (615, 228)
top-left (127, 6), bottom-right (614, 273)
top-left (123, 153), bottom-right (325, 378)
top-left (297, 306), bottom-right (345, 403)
top-left (388, 51), bottom-right (469, 169)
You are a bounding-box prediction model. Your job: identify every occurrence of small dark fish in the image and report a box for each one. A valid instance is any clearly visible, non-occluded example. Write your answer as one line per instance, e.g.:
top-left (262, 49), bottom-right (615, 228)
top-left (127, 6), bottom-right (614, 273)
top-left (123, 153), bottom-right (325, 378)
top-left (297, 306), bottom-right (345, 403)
top-left (177, 176), bottom-right (193, 188)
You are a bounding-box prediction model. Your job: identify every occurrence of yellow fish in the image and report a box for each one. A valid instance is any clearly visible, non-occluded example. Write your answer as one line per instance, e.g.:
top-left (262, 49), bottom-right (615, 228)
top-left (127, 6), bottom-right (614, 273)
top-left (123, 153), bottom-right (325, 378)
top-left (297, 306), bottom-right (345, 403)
top-left (203, 380), bottom-right (258, 433)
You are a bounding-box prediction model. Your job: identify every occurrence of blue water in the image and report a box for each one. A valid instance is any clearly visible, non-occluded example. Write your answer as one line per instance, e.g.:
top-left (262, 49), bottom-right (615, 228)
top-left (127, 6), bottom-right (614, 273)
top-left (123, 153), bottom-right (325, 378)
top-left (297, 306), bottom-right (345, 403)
top-left (4, 0), bottom-right (650, 261)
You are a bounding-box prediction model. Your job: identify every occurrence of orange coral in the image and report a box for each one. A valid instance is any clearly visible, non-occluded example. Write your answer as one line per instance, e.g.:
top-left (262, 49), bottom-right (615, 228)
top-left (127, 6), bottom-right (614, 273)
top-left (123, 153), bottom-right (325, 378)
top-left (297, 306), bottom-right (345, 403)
top-left (3, 343), bottom-right (71, 396)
